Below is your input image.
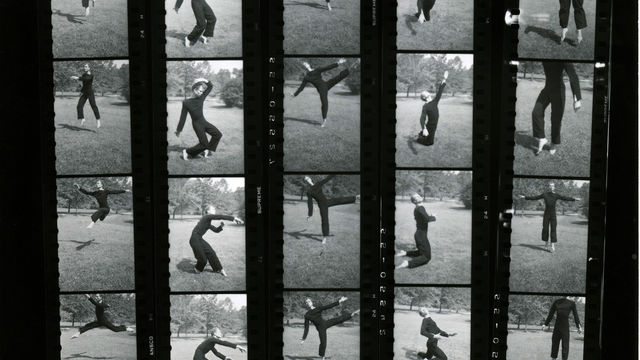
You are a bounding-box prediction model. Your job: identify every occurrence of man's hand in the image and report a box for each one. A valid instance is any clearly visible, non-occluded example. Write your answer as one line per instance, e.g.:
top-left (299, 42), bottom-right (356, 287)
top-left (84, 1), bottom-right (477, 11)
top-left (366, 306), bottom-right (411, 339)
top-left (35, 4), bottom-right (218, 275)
top-left (70, 76), bottom-right (79, 80)
top-left (233, 217), bottom-right (244, 225)
top-left (418, 12), bottom-right (426, 23)
top-left (443, 71), bottom-right (449, 81)
top-left (84, 294), bottom-right (91, 299)
top-left (518, 195), bottom-right (525, 199)
top-left (290, 92), bottom-right (296, 97)
top-left (237, 346), bottom-right (247, 353)
top-left (421, 128), bottom-right (429, 137)
top-left (574, 197), bottom-right (581, 201)
top-left (542, 325), bottom-right (549, 331)
top-left (577, 326), bottom-right (583, 335)
top-left (338, 296), bottom-right (348, 303)
top-left (337, 58), bottom-right (347, 65)
top-left (433, 334), bottom-right (442, 340)
top-left (125, 189), bottom-right (131, 193)
top-left (573, 99), bottom-right (581, 112)
top-left (74, 183), bottom-right (80, 189)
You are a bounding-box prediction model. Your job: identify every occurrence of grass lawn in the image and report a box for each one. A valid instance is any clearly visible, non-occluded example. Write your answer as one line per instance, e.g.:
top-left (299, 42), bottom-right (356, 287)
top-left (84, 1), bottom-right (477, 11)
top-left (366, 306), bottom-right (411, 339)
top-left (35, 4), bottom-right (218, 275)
top-left (396, 0), bottom-right (473, 51)
top-left (284, 84), bottom-right (360, 172)
top-left (509, 213), bottom-right (588, 293)
top-left (171, 335), bottom-right (248, 360)
top-left (507, 328), bottom-right (584, 360)
top-left (518, 0), bottom-right (596, 60)
top-left (167, 98), bottom-right (244, 175)
top-left (54, 95), bottom-right (131, 175)
top-left (52, 0), bottom-right (128, 58)
top-left (283, 199), bottom-right (360, 288)
top-left (165, 0), bottom-right (242, 58)
top-left (58, 212), bottom-right (135, 291)
top-left (169, 217), bottom-right (246, 292)
top-left (283, 323), bottom-right (359, 360)
top-left (284, 0), bottom-right (360, 55)
top-left (394, 200), bottom-right (471, 285)
top-left (393, 309), bottom-right (470, 360)
top-left (60, 326), bottom-right (136, 359)
top-left (514, 78), bottom-right (593, 177)
top-left (395, 95), bottom-right (473, 168)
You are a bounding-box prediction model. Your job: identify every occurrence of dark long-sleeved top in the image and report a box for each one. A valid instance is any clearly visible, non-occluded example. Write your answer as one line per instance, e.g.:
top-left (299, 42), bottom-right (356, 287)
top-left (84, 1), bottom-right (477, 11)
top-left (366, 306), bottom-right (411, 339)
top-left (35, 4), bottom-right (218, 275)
top-left (193, 214), bottom-right (235, 236)
top-left (544, 298), bottom-right (581, 330)
top-left (79, 72), bottom-right (94, 93)
top-left (420, 317), bottom-right (449, 341)
top-left (88, 296), bottom-right (109, 321)
top-left (293, 63), bottom-right (339, 96)
top-left (79, 188), bottom-right (126, 208)
top-left (543, 62), bottom-right (582, 101)
top-left (419, 82), bottom-right (446, 128)
top-left (302, 301), bottom-right (340, 339)
top-left (414, 205), bottom-right (436, 231)
top-left (306, 175), bottom-right (335, 216)
top-left (176, 80), bottom-right (213, 133)
top-left (524, 191), bottom-right (576, 215)
top-left (196, 337), bottom-right (238, 359)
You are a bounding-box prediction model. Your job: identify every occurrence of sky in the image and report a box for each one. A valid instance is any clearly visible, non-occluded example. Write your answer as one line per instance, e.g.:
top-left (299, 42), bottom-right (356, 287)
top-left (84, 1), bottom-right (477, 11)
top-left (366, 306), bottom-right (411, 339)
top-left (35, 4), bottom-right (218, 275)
top-left (178, 60), bottom-right (243, 73)
top-left (188, 294), bottom-right (247, 310)
top-left (187, 177), bottom-right (245, 191)
top-left (422, 53), bottom-right (474, 69)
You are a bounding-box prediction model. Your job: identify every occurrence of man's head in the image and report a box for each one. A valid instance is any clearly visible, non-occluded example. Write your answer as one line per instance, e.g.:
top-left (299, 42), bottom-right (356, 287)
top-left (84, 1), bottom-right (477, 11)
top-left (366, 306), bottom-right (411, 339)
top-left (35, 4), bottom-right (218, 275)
top-left (302, 61), bottom-right (312, 72)
top-left (96, 180), bottom-right (103, 189)
top-left (192, 82), bottom-right (207, 96)
top-left (305, 298), bottom-right (314, 308)
top-left (213, 328), bottom-right (223, 338)
top-left (303, 176), bottom-right (313, 186)
top-left (83, 63), bottom-right (90, 72)
top-left (548, 182), bottom-right (555, 192)
top-left (420, 91), bottom-right (432, 102)
top-left (410, 193), bottom-right (424, 205)
top-left (206, 205), bottom-right (217, 215)
top-left (95, 294), bottom-right (103, 303)
top-left (418, 307), bottom-right (430, 318)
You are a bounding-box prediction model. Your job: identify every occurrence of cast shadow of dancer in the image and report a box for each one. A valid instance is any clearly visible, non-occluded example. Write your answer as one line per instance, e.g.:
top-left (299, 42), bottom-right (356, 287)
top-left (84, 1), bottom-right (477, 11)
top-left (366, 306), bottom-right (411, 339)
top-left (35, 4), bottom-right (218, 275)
top-left (63, 239), bottom-right (98, 251)
top-left (176, 258), bottom-right (214, 273)
top-left (401, 347), bottom-right (420, 359)
top-left (404, 14), bottom-right (419, 35)
top-left (524, 26), bottom-right (578, 46)
top-left (284, 356), bottom-right (322, 360)
top-left (284, 117), bottom-right (322, 127)
top-left (406, 135), bottom-right (419, 155)
top-left (65, 353), bottom-right (114, 359)
top-left (52, 9), bottom-right (85, 24)
top-left (58, 124), bottom-right (97, 133)
top-left (286, 1), bottom-right (330, 10)
top-left (284, 229), bottom-right (325, 242)
top-left (515, 243), bottom-right (552, 253)
top-left (165, 29), bottom-right (187, 41)
top-left (515, 130), bottom-right (549, 155)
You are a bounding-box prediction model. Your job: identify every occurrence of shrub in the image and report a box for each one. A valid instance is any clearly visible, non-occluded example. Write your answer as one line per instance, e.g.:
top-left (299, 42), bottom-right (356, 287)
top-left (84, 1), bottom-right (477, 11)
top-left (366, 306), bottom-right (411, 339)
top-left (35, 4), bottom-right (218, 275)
top-left (345, 64), bottom-right (361, 95)
top-left (220, 78), bottom-right (244, 107)
top-left (459, 183), bottom-right (473, 209)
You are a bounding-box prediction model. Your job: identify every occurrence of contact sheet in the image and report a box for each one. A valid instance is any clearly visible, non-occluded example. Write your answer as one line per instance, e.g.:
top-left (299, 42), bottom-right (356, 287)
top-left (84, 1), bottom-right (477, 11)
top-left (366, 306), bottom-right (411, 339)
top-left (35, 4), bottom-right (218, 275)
top-left (14, 0), bottom-right (636, 359)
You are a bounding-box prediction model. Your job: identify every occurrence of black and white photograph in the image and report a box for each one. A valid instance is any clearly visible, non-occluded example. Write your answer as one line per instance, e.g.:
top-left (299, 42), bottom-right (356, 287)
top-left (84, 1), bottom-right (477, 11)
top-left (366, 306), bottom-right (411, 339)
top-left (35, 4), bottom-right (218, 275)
top-left (394, 287), bottom-right (470, 360)
top-left (517, 0), bottom-right (596, 60)
top-left (507, 295), bottom-right (586, 360)
top-left (396, 54), bottom-right (473, 169)
top-left (57, 177), bottom-right (134, 291)
top-left (283, 175), bottom-right (360, 289)
top-left (170, 294), bottom-right (248, 360)
top-left (51, 0), bottom-right (129, 58)
top-left (283, 291), bottom-right (360, 360)
top-left (394, 171), bottom-right (472, 285)
top-left (60, 293), bottom-right (137, 360)
top-left (169, 177), bottom-right (246, 292)
top-left (284, 57), bottom-right (361, 172)
top-left (54, 60), bottom-right (131, 175)
top-left (514, 62), bottom-right (593, 177)
top-left (283, 0), bottom-right (360, 55)
top-left (510, 178), bottom-right (589, 293)
top-left (396, 0), bottom-right (474, 51)
top-left (165, 0), bottom-right (242, 58)
top-left (167, 60), bottom-right (245, 175)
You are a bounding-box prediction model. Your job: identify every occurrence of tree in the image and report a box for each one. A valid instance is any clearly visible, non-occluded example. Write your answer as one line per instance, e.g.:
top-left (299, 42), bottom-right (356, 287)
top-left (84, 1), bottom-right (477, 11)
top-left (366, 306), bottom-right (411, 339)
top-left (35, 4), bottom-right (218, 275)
top-left (344, 60), bottom-right (361, 94)
top-left (397, 54), bottom-right (427, 97)
top-left (220, 78), bottom-right (243, 107)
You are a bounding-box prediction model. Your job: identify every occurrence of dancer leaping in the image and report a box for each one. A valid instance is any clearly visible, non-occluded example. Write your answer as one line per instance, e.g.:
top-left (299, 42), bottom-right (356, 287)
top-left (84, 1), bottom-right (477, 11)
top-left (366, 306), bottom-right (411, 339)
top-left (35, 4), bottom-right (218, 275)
top-left (70, 294), bottom-right (134, 339)
top-left (75, 180), bottom-right (129, 229)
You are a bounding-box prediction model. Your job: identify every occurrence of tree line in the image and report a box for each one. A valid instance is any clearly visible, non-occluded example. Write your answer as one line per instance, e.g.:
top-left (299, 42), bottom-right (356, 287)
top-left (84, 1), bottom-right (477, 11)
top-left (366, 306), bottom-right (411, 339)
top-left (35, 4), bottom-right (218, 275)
top-left (168, 178), bottom-right (245, 219)
top-left (518, 61), bottom-right (594, 82)
top-left (60, 294), bottom-right (136, 326)
top-left (283, 292), bottom-right (360, 324)
top-left (167, 61), bottom-right (244, 107)
top-left (56, 177), bottom-right (133, 214)
top-left (508, 296), bottom-right (585, 330)
top-left (513, 179), bottom-right (589, 217)
top-left (54, 60), bottom-right (130, 102)
top-left (170, 295), bottom-right (247, 338)
top-left (283, 58), bottom-right (361, 95)
top-left (397, 54), bottom-right (473, 98)
top-left (395, 287), bottom-right (471, 313)
top-left (396, 171), bottom-right (473, 208)
top-left (283, 175), bottom-right (360, 200)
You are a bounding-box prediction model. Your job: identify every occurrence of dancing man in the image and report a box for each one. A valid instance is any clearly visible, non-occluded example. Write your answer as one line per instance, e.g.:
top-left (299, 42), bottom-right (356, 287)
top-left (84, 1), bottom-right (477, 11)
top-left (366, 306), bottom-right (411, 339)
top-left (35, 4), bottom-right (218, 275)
top-left (193, 328), bottom-right (247, 360)
top-left (304, 175), bottom-right (359, 244)
top-left (289, 59), bottom-right (354, 127)
top-left (542, 297), bottom-right (582, 360)
top-left (189, 205), bottom-right (243, 276)
top-left (71, 63), bottom-right (101, 129)
top-left (75, 180), bottom-right (129, 229)
top-left (71, 294), bottom-right (134, 339)
top-left (174, 0), bottom-right (217, 47)
top-left (175, 78), bottom-right (223, 161)
top-left (559, 0), bottom-right (587, 44)
top-left (415, 0), bottom-right (437, 23)
top-left (81, 0), bottom-right (96, 17)
top-left (300, 296), bottom-right (360, 360)
top-left (417, 71), bottom-right (448, 146)
top-left (518, 182), bottom-right (579, 253)
top-left (417, 307), bottom-right (457, 360)
top-left (531, 62), bottom-right (582, 156)
top-left (395, 193), bottom-right (436, 269)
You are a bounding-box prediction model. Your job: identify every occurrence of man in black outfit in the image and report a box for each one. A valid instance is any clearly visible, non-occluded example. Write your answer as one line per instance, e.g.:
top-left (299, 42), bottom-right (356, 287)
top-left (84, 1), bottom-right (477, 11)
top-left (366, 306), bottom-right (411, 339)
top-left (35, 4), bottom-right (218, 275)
top-left (299, 296), bottom-right (360, 360)
top-left (542, 297), bottom-right (582, 360)
top-left (417, 71), bottom-right (448, 146)
top-left (531, 62), bottom-right (582, 156)
top-left (415, 0), bottom-right (436, 22)
top-left (290, 59), bottom-right (354, 127)
top-left (559, 0), bottom-right (587, 44)
top-left (75, 180), bottom-right (129, 229)
top-left (174, 0), bottom-right (216, 47)
top-left (81, 0), bottom-right (95, 16)
top-left (304, 175), bottom-right (359, 244)
top-left (175, 78), bottom-right (223, 161)
top-left (70, 294), bottom-right (134, 339)
top-left (519, 182), bottom-right (579, 253)
top-left (416, 307), bottom-right (457, 360)
top-left (193, 327), bottom-right (247, 360)
top-left (396, 193), bottom-right (437, 269)
top-left (71, 63), bottom-right (101, 129)
top-left (189, 205), bottom-right (243, 276)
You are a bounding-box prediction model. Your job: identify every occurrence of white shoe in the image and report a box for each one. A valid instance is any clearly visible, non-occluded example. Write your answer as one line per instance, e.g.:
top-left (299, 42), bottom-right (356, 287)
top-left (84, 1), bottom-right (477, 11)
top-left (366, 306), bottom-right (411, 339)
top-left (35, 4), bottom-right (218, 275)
top-left (536, 138), bottom-right (548, 155)
top-left (80, 118), bottom-right (85, 126)
top-left (87, 222), bottom-right (95, 229)
top-left (193, 266), bottom-right (202, 273)
top-left (395, 260), bottom-right (409, 269)
top-left (220, 269), bottom-right (228, 277)
top-left (351, 309), bottom-right (360, 316)
top-left (85, 8), bottom-right (90, 16)
top-left (327, 3), bottom-right (332, 11)
top-left (395, 250), bottom-right (407, 257)
top-left (321, 118), bottom-right (327, 127)
top-left (577, 29), bottom-right (583, 44)
top-left (551, 244), bottom-right (556, 253)
top-left (71, 332), bottom-right (80, 339)
top-left (200, 35), bottom-right (208, 44)
top-left (96, 120), bottom-right (101, 129)
top-left (126, 327), bottom-right (135, 332)
top-left (182, 149), bottom-right (188, 161)
top-left (549, 143), bottom-right (558, 155)
top-left (355, 194), bottom-right (360, 204)
top-left (322, 237), bottom-right (327, 244)
top-left (203, 149), bottom-right (210, 158)
top-left (560, 28), bottom-right (568, 42)
top-left (184, 36), bottom-right (191, 47)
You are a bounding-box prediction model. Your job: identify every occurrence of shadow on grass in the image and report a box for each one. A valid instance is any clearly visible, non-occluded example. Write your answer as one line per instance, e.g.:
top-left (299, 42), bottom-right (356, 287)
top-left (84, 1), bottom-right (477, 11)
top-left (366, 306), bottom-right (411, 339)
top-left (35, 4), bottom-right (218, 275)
top-left (403, 14), bottom-right (419, 36)
top-left (333, 91), bottom-right (358, 97)
top-left (176, 258), bottom-right (216, 274)
top-left (515, 243), bottom-right (550, 252)
top-left (52, 9), bottom-right (85, 24)
top-left (123, 219), bottom-right (134, 224)
top-left (65, 352), bottom-right (115, 359)
top-left (285, 1), bottom-right (328, 10)
top-left (406, 135), bottom-right (421, 155)
top-left (166, 29), bottom-right (186, 41)
top-left (401, 347), bottom-right (421, 359)
top-left (515, 130), bottom-right (550, 154)
top-left (524, 25), bottom-right (578, 47)
top-left (572, 220), bottom-right (589, 226)
top-left (450, 205), bottom-right (470, 211)
top-left (284, 356), bottom-right (321, 360)
top-left (284, 229), bottom-right (324, 242)
top-left (109, 101), bottom-right (130, 107)
top-left (61, 239), bottom-right (98, 250)
top-left (57, 124), bottom-right (97, 133)
top-left (284, 117), bottom-right (321, 126)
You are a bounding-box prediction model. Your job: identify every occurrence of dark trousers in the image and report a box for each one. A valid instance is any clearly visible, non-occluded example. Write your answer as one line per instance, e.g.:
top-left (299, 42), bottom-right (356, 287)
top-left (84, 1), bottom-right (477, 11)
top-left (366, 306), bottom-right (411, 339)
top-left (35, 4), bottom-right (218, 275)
top-left (542, 213), bottom-right (558, 243)
top-left (79, 319), bottom-right (127, 334)
top-left (559, 0), bottom-right (587, 29)
top-left (317, 313), bottom-right (352, 356)
top-left (407, 229), bottom-right (432, 268)
top-left (318, 196), bottom-right (357, 236)
top-left (417, 111), bottom-right (440, 146)
top-left (77, 91), bottom-right (101, 120)
top-left (551, 328), bottom-right (571, 360)
top-left (532, 87), bottom-right (565, 145)
top-left (192, 349), bottom-right (207, 360)
top-left (190, 231), bottom-right (222, 272)
top-left (416, 0), bottom-right (436, 20)
top-left (417, 339), bottom-right (448, 360)
top-left (187, 120), bottom-right (222, 156)
top-left (91, 207), bottom-right (110, 222)
top-left (81, 0), bottom-right (90, 7)
top-left (188, 0), bottom-right (217, 42)
top-left (317, 70), bottom-right (350, 119)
